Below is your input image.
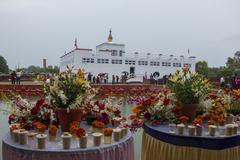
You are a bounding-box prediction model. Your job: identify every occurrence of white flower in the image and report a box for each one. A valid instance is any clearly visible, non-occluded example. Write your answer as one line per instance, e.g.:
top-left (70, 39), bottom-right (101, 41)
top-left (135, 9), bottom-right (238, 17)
top-left (58, 90), bottom-right (67, 105)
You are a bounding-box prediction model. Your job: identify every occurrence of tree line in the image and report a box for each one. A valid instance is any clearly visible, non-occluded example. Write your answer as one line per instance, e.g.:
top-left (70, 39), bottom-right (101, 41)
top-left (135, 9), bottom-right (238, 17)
top-left (196, 51), bottom-right (240, 80)
top-left (0, 55), bottom-right (59, 74)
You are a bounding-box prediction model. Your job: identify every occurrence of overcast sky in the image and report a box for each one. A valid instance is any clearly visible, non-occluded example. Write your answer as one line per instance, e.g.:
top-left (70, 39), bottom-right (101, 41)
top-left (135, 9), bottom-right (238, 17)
top-left (0, 0), bottom-right (240, 69)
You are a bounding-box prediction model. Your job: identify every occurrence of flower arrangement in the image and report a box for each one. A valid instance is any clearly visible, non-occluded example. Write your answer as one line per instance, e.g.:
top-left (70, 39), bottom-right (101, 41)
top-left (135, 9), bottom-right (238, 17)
top-left (46, 67), bottom-right (96, 109)
top-left (167, 67), bottom-right (211, 104)
top-left (75, 127), bottom-right (86, 138)
top-left (179, 115), bottom-right (189, 124)
top-left (202, 91), bottom-right (228, 126)
top-left (69, 121), bottom-right (80, 135)
top-left (92, 120), bottom-right (105, 129)
top-left (84, 97), bottom-right (122, 125)
top-left (129, 92), bottom-right (177, 131)
top-left (103, 128), bottom-right (113, 136)
top-left (9, 124), bottom-right (20, 133)
top-left (2, 94), bottom-right (52, 130)
top-left (48, 125), bottom-right (58, 136)
top-left (193, 117), bottom-right (203, 126)
top-left (36, 122), bottom-right (47, 133)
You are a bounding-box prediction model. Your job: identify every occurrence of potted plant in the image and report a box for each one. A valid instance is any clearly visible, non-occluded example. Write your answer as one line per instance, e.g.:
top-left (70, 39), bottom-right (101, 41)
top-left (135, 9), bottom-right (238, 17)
top-left (167, 67), bottom-right (211, 121)
top-left (46, 67), bottom-right (96, 131)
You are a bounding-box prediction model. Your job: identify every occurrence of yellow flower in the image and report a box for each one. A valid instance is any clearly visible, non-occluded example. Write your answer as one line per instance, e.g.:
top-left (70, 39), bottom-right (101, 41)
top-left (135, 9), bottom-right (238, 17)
top-left (175, 70), bottom-right (180, 75)
top-left (77, 69), bottom-right (85, 79)
top-left (182, 67), bottom-right (189, 74)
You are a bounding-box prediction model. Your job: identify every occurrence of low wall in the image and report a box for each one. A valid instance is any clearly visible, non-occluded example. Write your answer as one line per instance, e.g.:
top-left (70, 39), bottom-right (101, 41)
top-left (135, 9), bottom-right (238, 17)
top-left (0, 84), bottom-right (165, 97)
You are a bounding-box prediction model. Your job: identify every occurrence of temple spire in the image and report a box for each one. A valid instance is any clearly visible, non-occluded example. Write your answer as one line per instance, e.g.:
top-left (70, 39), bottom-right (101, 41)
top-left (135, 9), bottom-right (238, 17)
top-left (108, 29), bottom-right (113, 42)
top-left (74, 38), bottom-right (78, 49)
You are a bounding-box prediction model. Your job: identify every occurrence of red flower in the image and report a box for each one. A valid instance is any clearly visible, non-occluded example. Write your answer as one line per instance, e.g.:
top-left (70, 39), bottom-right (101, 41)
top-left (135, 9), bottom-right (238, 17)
top-left (76, 127), bottom-right (86, 138)
top-left (8, 114), bottom-right (16, 124)
top-left (99, 103), bottom-right (105, 110)
top-left (31, 99), bottom-right (45, 115)
top-left (163, 98), bottom-right (170, 106)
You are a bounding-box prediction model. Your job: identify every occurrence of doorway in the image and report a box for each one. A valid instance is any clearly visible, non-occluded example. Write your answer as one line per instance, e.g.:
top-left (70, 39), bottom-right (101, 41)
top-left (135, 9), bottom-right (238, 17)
top-left (130, 67), bottom-right (135, 78)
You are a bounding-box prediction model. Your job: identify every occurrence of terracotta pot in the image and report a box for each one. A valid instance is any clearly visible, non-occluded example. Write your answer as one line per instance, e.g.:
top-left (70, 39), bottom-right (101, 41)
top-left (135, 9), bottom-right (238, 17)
top-left (57, 108), bottom-right (82, 132)
top-left (181, 104), bottom-right (199, 121)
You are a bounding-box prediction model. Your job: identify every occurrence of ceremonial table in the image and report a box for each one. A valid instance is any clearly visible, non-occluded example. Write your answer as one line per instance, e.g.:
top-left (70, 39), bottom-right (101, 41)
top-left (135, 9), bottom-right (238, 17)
top-left (142, 123), bottom-right (240, 160)
top-left (2, 128), bottom-right (134, 160)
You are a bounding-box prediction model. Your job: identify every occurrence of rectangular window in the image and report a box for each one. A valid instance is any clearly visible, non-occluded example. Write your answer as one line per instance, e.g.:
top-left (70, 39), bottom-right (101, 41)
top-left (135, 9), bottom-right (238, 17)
top-left (119, 50), bottom-right (124, 57)
top-left (138, 61), bottom-right (148, 66)
top-left (112, 59), bottom-right (122, 64)
top-left (150, 61), bottom-right (160, 66)
top-left (82, 58), bottom-right (94, 63)
top-left (162, 62), bottom-right (171, 67)
top-left (173, 63), bottom-right (181, 67)
top-left (97, 59), bottom-right (109, 64)
top-left (125, 60), bottom-right (136, 65)
top-left (111, 50), bottom-right (118, 56)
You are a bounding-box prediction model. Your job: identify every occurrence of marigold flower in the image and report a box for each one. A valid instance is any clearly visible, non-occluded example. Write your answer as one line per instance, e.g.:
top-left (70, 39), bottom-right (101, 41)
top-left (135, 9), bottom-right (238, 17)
top-left (179, 115), bottom-right (189, 123)
top-left (48, 125), bottom-right (57, 136)
top-left (103, 128), bottom-right (113, 136)
top-left (75, 127), bottom-right (86, 138)
top-left (36, 123), bottom-right (47, 133)
top-left (208, 119), bottom-right (215, 125)
top-left (193, 118), bottom-right (203, 125)
top-left (92, 120), bottom-right (104, 129)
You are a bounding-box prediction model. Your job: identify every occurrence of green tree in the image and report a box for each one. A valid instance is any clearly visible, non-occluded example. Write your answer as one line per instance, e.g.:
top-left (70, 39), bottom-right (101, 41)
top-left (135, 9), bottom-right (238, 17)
top-left (0, 55), bottom-right (9, 73)
top-left (196, 61), bottom-right (208, 77)
top-left (219, 67), bottom-right (233, 79)
top-left (226, 51), bottom-right (240, 70)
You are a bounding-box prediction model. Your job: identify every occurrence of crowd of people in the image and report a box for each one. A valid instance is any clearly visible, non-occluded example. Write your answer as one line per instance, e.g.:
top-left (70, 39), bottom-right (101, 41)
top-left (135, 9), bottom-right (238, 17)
top-left (87, 73), bottom-right (128, 84)
top-left (10, 70), bottom-right (22, 85)
top-left (220, 74), bottom-right (240, 89)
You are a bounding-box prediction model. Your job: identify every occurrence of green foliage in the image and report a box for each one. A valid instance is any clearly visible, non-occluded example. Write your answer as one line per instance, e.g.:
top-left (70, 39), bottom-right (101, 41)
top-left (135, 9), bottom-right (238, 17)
top-left (25, 65), bottom-right (59, 74)
top-left (196, 61), bottom-right (208, 77)
top-left (219, 67), bottom-right (233, 79)
top-left (0, 55), bottom-right (9, 73)
top-left (167, 68), bottom-right (211, 104)
top-left (46, 68), bottom-right (95, 109)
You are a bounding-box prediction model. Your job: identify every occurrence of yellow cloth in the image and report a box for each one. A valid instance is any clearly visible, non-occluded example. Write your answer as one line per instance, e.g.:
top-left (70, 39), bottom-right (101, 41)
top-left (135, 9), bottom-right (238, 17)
top-left (141, 131), bottom-right (240, 160)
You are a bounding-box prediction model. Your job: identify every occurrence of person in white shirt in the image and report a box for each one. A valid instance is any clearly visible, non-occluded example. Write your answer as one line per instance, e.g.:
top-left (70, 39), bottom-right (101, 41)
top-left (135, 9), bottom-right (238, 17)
top-left (16, 70), bottom-right (22, 85)
top-left (220, 77), bottom-right (225, 87)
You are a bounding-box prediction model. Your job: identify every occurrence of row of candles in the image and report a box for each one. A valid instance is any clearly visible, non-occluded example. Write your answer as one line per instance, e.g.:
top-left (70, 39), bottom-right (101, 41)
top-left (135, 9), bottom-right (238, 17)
top-left (10, 127), bottom-right (128, 149)
top-left (169, 123), bottom-right (239, 137)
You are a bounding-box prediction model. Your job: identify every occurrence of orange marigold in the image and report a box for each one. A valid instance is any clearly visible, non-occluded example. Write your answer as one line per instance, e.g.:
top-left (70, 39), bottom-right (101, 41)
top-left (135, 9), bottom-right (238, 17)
top-left (179, 115), bottom-right (189, 123)
top-left (208, 119), bottom-right (215, 125)
top-left (75, 127), bottom-right (86, 138)
top-left (92, 120), bottom-right (105, 129)
top-left (48, 125), bottom-right (57, 136)
top-left (36, 123), bottom-right (47, 133)
top-left (103, 128), bottom-right (113, 136)
top-left (193, 118), bottom-right (203, 125)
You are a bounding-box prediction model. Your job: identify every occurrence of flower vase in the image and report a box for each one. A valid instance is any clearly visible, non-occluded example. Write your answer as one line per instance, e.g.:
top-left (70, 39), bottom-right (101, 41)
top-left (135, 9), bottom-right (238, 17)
top-left (181, 104), bottom-right (199, 121)
top-left (49, 135), bottom-right (56, 142)
top-left (93, 133), bottom-right (102, 146)
top-left (57, 108), bottom-right (82, 132)
top-left (37, 134), bottom-right (47, 149)
top-left (104, 135), bottom-right (112, 144)
top-left (196, 127), bottom-right (202, 136)
top-left (79, 135), bottom-right (88, 148)
top-left (61, 133), bottom-right (72, 149)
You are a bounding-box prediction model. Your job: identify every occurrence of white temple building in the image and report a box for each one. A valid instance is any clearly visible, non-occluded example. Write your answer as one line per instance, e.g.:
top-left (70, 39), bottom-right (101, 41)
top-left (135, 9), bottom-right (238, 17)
top-left (60, 30), bottom-right (196, 81)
